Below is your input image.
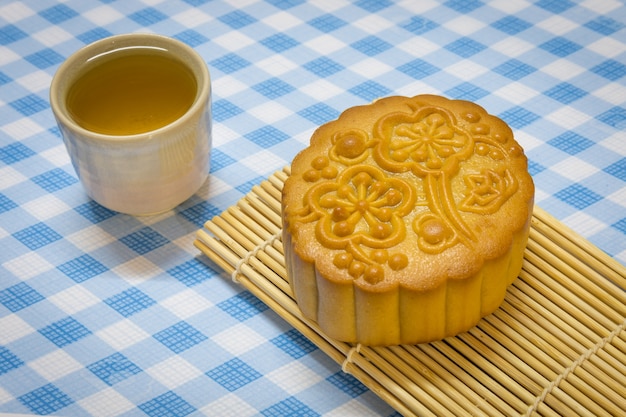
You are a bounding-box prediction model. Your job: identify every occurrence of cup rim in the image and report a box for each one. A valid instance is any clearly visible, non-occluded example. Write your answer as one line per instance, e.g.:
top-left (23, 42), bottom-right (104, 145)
top-left (50, 33), bottom-right (210, 142)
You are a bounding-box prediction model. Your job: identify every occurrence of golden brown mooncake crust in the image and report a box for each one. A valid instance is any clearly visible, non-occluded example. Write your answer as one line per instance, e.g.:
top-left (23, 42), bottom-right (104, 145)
top-left (282, 95), bottom-right (535, 346)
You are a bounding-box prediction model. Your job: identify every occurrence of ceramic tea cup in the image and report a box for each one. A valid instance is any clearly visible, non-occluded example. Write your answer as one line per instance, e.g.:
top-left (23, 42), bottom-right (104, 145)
top-left (50, 33), bottom-right (211, 215)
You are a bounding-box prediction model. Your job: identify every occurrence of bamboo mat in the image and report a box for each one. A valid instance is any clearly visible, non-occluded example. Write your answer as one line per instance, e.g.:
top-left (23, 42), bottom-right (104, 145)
top-left (194, 166), bottom-right (626, 417)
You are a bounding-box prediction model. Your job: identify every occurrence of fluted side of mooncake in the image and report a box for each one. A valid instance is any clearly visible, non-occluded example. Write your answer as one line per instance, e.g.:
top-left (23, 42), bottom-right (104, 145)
top-left (282, 95), bottom-right (534, 346)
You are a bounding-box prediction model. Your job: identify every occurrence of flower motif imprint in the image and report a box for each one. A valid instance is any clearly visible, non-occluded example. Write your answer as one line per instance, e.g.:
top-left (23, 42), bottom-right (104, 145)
top-left (299, 165), bottom-right (416, 282)
top-left (374, 108), bottom-right (474, 176)
top-left (307, 165), bottom-right (415, 246)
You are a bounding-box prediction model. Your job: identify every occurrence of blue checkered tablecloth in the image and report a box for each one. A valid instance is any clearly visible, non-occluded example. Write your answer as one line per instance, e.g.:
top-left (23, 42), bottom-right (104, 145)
top-left (0, 1), bottom-right (624, 416)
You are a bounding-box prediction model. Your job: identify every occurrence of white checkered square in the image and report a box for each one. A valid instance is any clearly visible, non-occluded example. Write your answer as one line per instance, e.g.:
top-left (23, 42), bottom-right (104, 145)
top-left (3, 252), bottom-right (54, 280)
top-left (444, 60), bottom-right (490, 81)
top-left (32, 26), bottom-right (74, 47)
top-left (96, 320), bottom-right (150, 351)
top-left (488, 0), bottom-right (529, 13)
top-left (248, 101), bottom-right (293, 124)
top-left (353, 14), bottom-right (395, 33)
top-left (587, 37), bottom-right (626, 58)
top-left (601, 132), bottom-right (626, 156)
top-left (239, 150), bottom-right (287, 173)
top-left (0, 46), bottom-right (20, 66)
top-left (396, 38), bottom-right (440, 56)
top-left (493, 82), bottom-right (540, 104)
top-left (266, 362), bottom-right (323, 395)
top-left (172, 8), bottom-right (212, 27)
top-left (213, 31), bottom-right (256, 51)
top-left (536, 15), bottom-right (579, 36)
top-left (29, 350), bottom-right (83, 381)
top-left (22, 195), bottom-right (72, 221)
top-left (146, 356), bottom-right (204, 390)
top-left (39, 145), bottom-right (72, 168)
top-left (399, 0), bottom-right (439, 13)
top-left (200, 394), bottom-right (257, 417)
top-left (563, 211), bottom-right (608, 237)
top-left (580, 0), bottom-right (622, 13)
top-left (257, 55), bottom-right (299, 76)
top-left (213, 75), bottom-right (251, 98)
top-left (79, 388), bottom-right (135, 417)
top-left (350, 58), bottom-right (394, 79)
top-left (82, 5), bottom-right (124, 26)
top-left (594, 83), bottom-right (626, 106)
top-left (1, 118), bottom-right (46, 140)
top-left (0, 315), bottom-right (35, 344)
top-left (606, 186), bottom-right (626, 207)
top-left (160, 289), bottom-right (214, 320)
top-left (541, 59), bottom-right (586, 80)
top-left (263, 11), bottom-right (303, 31)
top-left (490, 37), bottom-right (535, 57)
top-left (48, 286), bottom-right (101, 315)
top-left (545, 107), bottom-right (593, 130)
top-left (551, 157), bottom-right (600, 182)
top-left (212, 323), bottom-right (266, 356)
top-left (113, 258), bottom-right (163, 283)
top-left (304, 34), bottom-right (347, 54)
top-left (16, 70), bottom-right (53, 93)
top-left (66, 226), bottom-right (116, 253)
top-left (0, 2), bottom-right (35, 23)
top-left (443, 16), bottom-right (487, 35)
top-left (300, 79), bottom-right (344, 101)
top-left (0, 166), bottom-right (29, 190)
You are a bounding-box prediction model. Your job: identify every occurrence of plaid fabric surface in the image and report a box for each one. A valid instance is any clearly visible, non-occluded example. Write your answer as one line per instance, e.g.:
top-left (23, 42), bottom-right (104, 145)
top-left (0, 0), bottom-right (624, 415)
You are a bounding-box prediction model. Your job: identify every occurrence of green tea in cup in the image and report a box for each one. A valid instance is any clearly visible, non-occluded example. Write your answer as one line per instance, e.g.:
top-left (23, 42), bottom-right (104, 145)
top-left (66, 48), bottom-right (197, 135)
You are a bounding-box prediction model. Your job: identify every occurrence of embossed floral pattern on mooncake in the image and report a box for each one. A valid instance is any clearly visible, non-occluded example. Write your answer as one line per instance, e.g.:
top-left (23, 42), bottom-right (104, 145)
top-left (288, 96), bottom-right (528, 284)
top-left (299, 165), bottom-right (413, 283)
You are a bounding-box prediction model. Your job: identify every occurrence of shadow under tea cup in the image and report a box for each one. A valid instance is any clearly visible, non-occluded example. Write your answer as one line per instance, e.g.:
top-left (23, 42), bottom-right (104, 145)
top-left (50, 33), bottom-right (211, 215)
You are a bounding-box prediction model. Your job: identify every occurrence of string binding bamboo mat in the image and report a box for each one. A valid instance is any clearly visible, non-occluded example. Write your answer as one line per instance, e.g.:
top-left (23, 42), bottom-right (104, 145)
top-left (194, 166), bottom-right (626, 417)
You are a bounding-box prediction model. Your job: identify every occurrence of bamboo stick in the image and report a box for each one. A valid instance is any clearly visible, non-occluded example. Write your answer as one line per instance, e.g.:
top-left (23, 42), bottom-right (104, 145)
top-left (414, 342), bottom-right (521, 416)
top-left (355, 346), bottom-right (449, 416)
top-left (475, 317), bottom-right (580, 417)
top-left (517, 267), bottom-right (618, 351)
top-left (457, 330), bottom-right (543, 404)
top-left (503, 288), bottom-right (625, 415)
top-left (248, 186), bottom-right (282, 223)
top-left (397, 345), bottom-right (506, 417)
top-left (431, 339), bottom-right (529, 413)
top-left (372, 346), bottom-right (477, 417)
top-left (212, 215), bottom-right (257, 252)
top-left (531, 207), bottom-right (626, 289)
top-left (525, 239), bottom-right (625, 322)
top-left (527, 228), bottom-right (626, 309)
top-left (514, 275), bottom-right (626, 380)
top-left (260, 176), bottom-right (282, 202)
top-left (221, 211), bottom-right (285, 271)
top-left (236, 199), bottom-right (281, 237)
top-left (486, 307), bottom-right (626, 398)
top-left (202, 221), bottom-right (248, 260)
top-left (268, 172), bottom-right (285, 192)
top-left (226, 206), bottom-right (275, 241)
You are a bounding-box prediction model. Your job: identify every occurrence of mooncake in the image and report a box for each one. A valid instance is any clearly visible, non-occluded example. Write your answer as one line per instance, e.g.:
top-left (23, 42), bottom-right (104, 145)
top-left (282, 95), bottom-right (534, 345)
